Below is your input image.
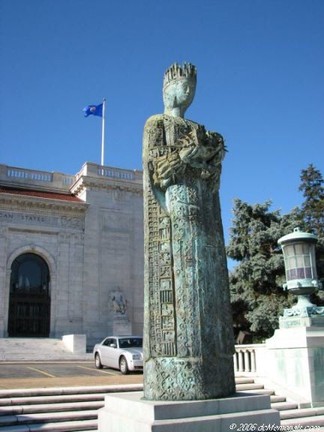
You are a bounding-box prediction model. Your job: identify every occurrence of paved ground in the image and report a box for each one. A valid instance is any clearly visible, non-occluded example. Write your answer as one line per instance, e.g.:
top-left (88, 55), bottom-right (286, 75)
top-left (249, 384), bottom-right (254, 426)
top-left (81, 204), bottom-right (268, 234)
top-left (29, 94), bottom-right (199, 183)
top-left (0, 361), bottom-right (143, 390)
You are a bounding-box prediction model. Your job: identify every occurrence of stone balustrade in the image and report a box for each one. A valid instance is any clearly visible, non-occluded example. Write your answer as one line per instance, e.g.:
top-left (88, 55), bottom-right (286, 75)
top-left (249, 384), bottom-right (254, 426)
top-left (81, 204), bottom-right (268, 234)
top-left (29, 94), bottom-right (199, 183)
top-left (7, 167), bottom-right (53, 182)
top-left (98, 166), bottom-right (136, 180)
top-left (74, 162), bottom-right (143, 184)
top-left (0, 163), bottom-right (143, 192)
top-left (234, 344), bottom-right (265, 375)
top-left (0, 163), bottom-right (74, 190)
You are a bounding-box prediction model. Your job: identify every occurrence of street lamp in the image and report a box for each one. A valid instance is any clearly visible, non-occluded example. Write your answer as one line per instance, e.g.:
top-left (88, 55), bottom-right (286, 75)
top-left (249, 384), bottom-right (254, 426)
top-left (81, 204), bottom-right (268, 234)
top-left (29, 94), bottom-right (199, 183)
top-left (278, 227), bottom-right (323, 317)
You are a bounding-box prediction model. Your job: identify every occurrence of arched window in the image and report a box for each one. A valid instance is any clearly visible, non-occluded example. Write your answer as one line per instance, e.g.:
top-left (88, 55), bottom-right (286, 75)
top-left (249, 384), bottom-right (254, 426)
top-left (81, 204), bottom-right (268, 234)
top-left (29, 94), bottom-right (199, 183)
top-left (10, 253), bottom-right (50, 295)
top-left (8, 253), bottom-right (50, 337)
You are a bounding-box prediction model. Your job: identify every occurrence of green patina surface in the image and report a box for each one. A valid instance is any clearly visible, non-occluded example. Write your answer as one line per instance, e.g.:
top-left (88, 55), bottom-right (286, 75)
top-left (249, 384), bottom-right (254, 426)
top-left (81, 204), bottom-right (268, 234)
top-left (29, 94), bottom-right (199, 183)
top-left (142, 63), bottom-right (235, 401)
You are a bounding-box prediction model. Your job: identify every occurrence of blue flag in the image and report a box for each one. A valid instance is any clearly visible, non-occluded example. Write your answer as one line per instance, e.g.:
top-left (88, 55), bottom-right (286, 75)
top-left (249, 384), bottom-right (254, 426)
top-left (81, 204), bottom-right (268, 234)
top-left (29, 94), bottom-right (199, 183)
top-left (83, 103), bottom-right (103, 117)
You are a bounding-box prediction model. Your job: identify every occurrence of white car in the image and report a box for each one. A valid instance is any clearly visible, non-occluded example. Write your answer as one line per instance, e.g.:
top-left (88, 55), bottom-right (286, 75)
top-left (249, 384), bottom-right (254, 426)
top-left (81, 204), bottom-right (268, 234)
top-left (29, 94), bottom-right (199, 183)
top-left (93, 335), bottom-right (143, 374)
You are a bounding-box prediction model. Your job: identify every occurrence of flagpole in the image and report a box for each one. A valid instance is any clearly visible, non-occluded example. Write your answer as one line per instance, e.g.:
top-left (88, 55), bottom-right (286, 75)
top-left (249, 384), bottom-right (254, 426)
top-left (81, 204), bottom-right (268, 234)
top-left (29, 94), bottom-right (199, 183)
top-left (101, 98), bottom-right (106, 166)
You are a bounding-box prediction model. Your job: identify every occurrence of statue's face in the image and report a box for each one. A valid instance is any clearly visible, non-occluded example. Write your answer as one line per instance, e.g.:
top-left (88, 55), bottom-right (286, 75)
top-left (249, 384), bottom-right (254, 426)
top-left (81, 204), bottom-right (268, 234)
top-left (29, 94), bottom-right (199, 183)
top-left (163, 78), bottom-right (196, 113)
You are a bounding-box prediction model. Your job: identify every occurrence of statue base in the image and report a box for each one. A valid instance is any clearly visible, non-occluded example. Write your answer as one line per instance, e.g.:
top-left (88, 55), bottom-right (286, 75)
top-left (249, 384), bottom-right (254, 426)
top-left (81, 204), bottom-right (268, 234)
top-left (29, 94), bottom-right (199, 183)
top-left (279, 315), bottom-right (324, 328)
top-left (98, 391), bottom-right (280, 432)
top-left (266, 324), bottom-right (324, 407)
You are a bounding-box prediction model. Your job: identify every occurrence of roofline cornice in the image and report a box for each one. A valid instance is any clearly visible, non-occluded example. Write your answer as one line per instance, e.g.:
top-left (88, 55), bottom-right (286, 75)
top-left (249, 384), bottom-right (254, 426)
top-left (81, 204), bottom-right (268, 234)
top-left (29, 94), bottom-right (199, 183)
top-left (0, 193), bottom-right (87, 213)
top-left (70, 175), bottom-right (143, 196)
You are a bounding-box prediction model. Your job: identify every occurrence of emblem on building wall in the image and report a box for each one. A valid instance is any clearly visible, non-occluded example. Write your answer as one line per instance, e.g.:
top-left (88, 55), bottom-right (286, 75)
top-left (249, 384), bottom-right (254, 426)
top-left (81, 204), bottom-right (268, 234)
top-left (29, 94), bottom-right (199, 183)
top-left (110, 290), bottom-right (128, 315)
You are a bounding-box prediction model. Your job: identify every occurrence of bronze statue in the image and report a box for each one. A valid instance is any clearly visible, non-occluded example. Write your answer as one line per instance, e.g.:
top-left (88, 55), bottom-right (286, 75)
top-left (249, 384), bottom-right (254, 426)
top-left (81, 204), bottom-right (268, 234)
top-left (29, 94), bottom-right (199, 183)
top-left (142, 63), bottom-right (235, 400)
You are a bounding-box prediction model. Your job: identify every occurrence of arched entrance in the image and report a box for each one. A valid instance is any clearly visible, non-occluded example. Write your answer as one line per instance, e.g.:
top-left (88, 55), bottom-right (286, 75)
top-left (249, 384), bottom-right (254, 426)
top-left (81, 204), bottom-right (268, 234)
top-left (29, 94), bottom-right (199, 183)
top-left (8, 253), bottom-right (50, 337)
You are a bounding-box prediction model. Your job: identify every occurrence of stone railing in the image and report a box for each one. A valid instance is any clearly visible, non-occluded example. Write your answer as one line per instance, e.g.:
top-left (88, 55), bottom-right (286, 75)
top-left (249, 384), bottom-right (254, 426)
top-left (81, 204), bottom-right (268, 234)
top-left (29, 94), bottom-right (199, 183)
top-left (0, 164), bottom-right (75, 191)
top-left (0, 163), bottom-right (142, 192)
top-left (98, 166), bottom-right (136, 181)
top-left (74, 162), bottom-right (142, 184)
top-left (234, 344), bottom-right (266, 375)
top-left (7, 167), bottom-right (53, 182)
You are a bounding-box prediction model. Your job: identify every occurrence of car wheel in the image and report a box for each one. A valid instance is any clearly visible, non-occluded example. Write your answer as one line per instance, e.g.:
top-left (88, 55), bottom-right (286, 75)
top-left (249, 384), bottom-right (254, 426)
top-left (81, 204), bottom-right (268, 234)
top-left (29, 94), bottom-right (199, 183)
top-left (119, 356), bottom-right (129, 375)
top-left (95, 353), bottom-right (103, 369)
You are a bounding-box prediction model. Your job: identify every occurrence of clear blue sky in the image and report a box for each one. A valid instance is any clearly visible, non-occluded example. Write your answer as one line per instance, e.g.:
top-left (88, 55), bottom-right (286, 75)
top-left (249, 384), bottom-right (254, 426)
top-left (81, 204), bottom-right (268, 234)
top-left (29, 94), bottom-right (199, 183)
top-left (0, 0), bottom-right (323, 243)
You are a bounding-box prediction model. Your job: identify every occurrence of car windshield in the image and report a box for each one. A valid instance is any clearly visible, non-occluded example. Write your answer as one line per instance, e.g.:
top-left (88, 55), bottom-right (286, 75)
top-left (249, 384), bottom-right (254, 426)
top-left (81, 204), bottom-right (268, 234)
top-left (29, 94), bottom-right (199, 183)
top-left (118, 338), bottom-right (143, 348)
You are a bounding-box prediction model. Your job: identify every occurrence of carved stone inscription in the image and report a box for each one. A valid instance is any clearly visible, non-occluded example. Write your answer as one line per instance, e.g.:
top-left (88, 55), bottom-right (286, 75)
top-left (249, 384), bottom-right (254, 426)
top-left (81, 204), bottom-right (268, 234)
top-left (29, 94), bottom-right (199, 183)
top-left (0, 211), bottom-right (84, 229)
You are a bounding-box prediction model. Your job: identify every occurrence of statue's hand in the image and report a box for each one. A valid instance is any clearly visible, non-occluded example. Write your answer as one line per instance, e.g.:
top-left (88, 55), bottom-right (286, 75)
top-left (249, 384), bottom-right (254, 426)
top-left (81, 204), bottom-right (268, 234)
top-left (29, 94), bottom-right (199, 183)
top-left (152, 151), bottom-right (183, 187)
top-left (176, 128), bottom-right (204, 163)
top-left (179, 144), bottom-right (199, 163)
top-left (177, 129), bottom-right (226, 174)
top-left (156, 152), bottom-right (181, 177)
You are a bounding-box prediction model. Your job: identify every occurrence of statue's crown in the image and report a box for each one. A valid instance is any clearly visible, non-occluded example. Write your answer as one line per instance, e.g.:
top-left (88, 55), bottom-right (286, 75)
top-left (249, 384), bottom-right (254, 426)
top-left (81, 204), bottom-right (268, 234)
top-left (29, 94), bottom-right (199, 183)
top-left (163, 63), bottom-right (197, 88)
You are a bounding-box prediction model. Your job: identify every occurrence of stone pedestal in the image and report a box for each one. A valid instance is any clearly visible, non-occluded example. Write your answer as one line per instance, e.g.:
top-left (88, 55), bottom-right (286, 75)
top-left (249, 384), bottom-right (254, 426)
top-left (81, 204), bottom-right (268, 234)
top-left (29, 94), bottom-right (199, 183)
top-left (266, 321), bottom-right (324, 407)
top-left (98, 391), bottom-right (280, 432)
top-left (111, 315), bottom-right (131, 335)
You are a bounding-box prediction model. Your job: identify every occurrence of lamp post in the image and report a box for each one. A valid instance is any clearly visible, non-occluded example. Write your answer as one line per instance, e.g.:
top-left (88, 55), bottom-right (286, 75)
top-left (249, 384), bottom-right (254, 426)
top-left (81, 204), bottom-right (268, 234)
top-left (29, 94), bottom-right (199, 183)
top-left (266, 228), bottom-right (324, 407)
top-left (278, 227), bottom-right (323, 317)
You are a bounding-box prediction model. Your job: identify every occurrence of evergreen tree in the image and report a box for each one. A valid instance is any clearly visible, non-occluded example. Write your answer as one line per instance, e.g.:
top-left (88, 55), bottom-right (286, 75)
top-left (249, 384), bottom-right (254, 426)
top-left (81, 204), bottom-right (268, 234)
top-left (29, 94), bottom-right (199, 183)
top-left (299, 164), bottom-right (324, 238)
top-left (227, 165), bottom-right (324, 341)
top-left (298, 164), bottom-right (324, 298)
top-left (227, 199), bottom-right (301, 341)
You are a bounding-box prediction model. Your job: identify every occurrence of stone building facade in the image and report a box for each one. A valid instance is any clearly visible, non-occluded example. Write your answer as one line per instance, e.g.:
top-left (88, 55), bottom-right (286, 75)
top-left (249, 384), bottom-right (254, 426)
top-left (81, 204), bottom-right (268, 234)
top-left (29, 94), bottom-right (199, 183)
top-left (0, 162), bottom-right (144, 348)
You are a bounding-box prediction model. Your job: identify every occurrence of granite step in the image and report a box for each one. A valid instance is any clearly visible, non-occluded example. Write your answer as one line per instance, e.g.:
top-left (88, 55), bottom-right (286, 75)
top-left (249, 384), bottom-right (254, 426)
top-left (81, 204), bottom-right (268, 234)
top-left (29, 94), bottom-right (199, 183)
top-left (280, 406), bottom-right (324, 420)
top-left (235, 377), bottom-right (255, 384)
top-left (0, 338), bottom-right (92, 361)
top-left (0, 384), bottom-right (142, 431)
top-left (0, 409), bottom-right (98, 429)
top-left (271, 401), bottom-right (298, 411)
top-left (281, 414), bottom-right (324, 427)
top-left (241, 388), bottom-right (275, 395)
top-left (270, 395), bottom-right (287, 403)
top-left (0, 380), bottom-right (323, 431)
top-left (0, 392), bottom-right (105, 407)
top-left (235, 382), bottom-right (265, 391)
top-left (0, 383), bottom-right (142, 398)
top-left (0, 419), bottom-right (97, 431)
top-left (0, 400), bottom-right (104, 416)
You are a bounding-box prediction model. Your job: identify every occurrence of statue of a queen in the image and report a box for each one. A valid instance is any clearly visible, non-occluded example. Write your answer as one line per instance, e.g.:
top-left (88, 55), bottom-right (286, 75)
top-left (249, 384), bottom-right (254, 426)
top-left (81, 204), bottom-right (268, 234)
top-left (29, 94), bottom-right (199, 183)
top-left (142, 63), bottom-right (235, 401)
